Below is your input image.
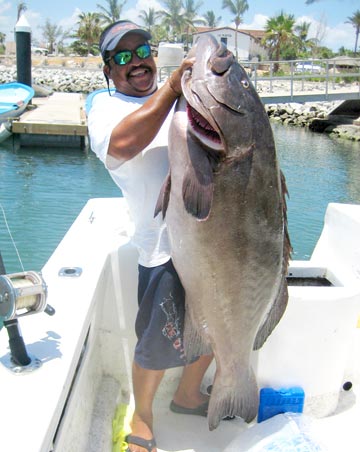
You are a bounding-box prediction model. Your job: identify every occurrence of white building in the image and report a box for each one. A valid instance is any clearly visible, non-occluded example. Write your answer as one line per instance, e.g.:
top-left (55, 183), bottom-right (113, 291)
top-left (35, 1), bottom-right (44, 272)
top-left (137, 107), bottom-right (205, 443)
top-left (192, 27), bottom-right (267, 62)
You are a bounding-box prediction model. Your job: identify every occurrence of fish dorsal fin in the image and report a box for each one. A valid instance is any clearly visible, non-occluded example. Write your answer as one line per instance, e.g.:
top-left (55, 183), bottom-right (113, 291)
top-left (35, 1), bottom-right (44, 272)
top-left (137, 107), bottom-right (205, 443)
top-left (182, 134), bottom-right (215, 220)
top-left (154, 172), bottom-right (171, 219)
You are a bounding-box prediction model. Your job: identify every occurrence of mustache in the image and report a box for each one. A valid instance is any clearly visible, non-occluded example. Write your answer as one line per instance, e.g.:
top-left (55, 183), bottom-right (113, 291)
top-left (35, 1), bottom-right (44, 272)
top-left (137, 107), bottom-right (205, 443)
top-left (127, 64), bottom-right (153, 76)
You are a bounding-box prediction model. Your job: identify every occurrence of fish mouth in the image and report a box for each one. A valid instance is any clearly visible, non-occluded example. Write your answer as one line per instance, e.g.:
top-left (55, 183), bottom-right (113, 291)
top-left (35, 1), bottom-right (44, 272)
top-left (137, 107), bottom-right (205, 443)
top-left (187, 104), bottom-right (222, 149)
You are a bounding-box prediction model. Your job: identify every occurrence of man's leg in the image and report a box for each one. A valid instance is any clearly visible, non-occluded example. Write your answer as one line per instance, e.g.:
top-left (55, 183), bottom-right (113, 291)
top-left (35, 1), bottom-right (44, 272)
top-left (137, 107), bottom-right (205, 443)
top-left (172, 354), bottom-right (213, 408)
top-left (128, 361), bottom-right (164, 452)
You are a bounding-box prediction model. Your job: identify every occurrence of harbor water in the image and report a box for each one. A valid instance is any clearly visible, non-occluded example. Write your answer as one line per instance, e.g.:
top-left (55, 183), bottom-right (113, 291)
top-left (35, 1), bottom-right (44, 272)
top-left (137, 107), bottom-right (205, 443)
top-left (0, 123), bottom-right (360, 274)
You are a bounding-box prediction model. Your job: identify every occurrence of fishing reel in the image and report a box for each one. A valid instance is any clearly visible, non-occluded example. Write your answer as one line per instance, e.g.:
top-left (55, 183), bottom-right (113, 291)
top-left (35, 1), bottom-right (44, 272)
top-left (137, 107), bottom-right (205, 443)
top-left (0, 271), bottom-right (55, 373)
top-left (0, 271), bottom-right (48, 321)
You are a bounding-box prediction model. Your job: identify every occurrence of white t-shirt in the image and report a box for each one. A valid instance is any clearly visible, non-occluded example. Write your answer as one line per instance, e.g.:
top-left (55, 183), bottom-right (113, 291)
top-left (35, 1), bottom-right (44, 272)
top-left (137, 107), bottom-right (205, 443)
top-left (88, 89), bottom-right (172, 267)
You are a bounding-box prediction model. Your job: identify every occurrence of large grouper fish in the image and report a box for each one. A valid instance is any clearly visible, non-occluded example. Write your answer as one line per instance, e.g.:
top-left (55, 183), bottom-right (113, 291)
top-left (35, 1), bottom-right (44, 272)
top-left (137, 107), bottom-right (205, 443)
top-left (155, 34), bottom-right (291, 430)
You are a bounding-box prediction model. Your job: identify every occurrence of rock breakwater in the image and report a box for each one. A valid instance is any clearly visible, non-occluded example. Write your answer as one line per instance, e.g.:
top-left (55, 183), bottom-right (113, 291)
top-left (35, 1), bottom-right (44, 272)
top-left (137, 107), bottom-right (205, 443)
top-left (0, 65), bottom-right (107, 93)
top-left (265, 102), bottom-right (360, 141)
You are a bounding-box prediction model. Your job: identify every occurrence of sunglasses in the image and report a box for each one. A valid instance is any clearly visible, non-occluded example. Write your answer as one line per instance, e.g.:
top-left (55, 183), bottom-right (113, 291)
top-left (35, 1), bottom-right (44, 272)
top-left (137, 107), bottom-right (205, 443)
top-left (107, 43), bottom-right (152, 66)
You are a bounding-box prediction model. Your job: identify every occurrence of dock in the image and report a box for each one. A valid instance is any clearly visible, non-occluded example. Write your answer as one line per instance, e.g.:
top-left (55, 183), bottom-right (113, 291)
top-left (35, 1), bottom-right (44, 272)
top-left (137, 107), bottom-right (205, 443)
top-left (12, 92), bottom-right (88, 149)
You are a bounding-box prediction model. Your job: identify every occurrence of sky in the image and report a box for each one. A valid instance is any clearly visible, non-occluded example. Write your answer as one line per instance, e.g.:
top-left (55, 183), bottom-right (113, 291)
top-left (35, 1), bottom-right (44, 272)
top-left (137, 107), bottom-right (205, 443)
top-left (0, 0), bottom-right (359, 51)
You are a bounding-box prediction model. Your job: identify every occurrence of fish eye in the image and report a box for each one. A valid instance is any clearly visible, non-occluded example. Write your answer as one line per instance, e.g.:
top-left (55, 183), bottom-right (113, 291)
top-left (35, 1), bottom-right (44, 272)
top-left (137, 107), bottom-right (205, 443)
top-left (241, 79), bottom-right (250, 89)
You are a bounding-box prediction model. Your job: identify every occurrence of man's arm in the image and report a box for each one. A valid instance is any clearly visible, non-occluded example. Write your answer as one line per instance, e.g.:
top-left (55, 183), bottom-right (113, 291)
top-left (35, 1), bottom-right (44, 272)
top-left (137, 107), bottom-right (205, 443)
top-left (108, 58), bottom-right (193, 162)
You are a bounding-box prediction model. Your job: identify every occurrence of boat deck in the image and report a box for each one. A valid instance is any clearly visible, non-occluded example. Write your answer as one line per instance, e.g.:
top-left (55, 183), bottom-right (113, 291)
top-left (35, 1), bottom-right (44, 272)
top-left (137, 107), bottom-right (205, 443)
top-left (1, 199), bottom-right (359, 452)
top-left (90, 375), bottom-right (360, 452)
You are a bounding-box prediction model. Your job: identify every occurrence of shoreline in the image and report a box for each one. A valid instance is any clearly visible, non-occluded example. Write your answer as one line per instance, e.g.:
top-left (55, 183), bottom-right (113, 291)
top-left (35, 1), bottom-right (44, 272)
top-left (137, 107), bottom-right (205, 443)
top-left (265, 103), bottom-right (360, 142)
top-left (1, 65), bottom-right (359, 142)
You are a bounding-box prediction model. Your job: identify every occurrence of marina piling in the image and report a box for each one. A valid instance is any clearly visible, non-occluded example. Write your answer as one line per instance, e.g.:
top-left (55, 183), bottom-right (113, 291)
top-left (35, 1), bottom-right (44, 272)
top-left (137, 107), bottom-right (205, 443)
top-left (15, 15), bottom-right (32, 88)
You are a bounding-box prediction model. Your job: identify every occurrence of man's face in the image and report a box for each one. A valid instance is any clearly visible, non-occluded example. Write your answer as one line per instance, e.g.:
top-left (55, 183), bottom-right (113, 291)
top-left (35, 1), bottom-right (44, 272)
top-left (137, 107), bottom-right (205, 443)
top-left (104, 33), bottom-right (157, 97)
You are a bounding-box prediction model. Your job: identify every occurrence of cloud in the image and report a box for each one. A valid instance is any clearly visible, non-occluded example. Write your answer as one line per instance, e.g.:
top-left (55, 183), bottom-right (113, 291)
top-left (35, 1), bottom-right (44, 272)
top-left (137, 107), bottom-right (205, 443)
top-left (0, 1), bottom-right (13, 38)
top-left (323, 22), bottom-right (355, 51)
top-left (123, 0), bottom-right (165, 25)
top-left (241, 14), bottom-right (268, 30)
top-left (295, 14), bottom-right (355, 51)
top-left (238, 12), bottom-right (354, 51)
top-left (0, 0), bottom-right (11, 14)
top-left (58, 8), bottom-right (82, 32)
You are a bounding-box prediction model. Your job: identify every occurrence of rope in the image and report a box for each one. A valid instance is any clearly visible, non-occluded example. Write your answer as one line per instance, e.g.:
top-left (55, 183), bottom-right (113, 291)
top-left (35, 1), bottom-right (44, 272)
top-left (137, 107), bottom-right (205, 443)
top-left (0, 203), bottom-right (25, 273)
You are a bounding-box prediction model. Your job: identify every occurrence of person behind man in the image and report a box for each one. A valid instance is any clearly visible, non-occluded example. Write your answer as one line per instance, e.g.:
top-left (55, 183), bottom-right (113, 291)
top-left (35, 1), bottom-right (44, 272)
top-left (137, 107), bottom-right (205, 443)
top-left (88, 20), bottom-right (213, 452)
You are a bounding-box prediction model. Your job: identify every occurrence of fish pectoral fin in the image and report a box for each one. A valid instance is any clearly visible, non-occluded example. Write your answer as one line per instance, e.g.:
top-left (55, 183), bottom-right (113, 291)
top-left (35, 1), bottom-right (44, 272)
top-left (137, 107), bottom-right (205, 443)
top-left (154, 172), bottom-right (171, 219)
top-left (182, 135), bottom-right (214, 220)
top-left (253, 276), bottom-right (288, 350)
top-left (184, 309), bottom-right (212, 360)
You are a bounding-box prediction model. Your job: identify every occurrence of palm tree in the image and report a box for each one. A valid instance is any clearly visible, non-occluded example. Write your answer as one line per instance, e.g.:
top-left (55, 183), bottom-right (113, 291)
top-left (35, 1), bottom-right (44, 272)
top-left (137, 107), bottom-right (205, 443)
top-left (76, 12), bottom-right (102, 55)
top-left (262, 11), bottom-right (298, 72)
top-left (203, 10), bottom-right (222, 28)
top-left (294, 21), bottom-right (316, 55)
top-left (346, 10), bottom-right (360, 56)
top-left (96, 0), bottom-right (127, 26)
top-left (17, 2), bottom-right (27, 20)
top-left (183, 0), bottom-right (205, 49)
top-left (221, 0), bottom-right (249, 60)
top-left (159, 0), bottom-right (189, 43)
top-left (138, 7), bottom-right (163, 33)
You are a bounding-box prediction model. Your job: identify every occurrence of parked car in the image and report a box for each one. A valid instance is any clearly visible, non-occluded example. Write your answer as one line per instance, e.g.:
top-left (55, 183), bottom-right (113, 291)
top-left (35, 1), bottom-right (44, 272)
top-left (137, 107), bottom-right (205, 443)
top-left (295, 61), bottom-right (323, 74)
top-left (31, 46), bottom-right (49, 56)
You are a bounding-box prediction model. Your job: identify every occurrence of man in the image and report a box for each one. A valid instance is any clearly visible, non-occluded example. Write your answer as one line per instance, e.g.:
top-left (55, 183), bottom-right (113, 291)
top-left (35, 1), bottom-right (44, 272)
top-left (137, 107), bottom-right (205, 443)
top-left (88, 20), bottom-right (213, 452)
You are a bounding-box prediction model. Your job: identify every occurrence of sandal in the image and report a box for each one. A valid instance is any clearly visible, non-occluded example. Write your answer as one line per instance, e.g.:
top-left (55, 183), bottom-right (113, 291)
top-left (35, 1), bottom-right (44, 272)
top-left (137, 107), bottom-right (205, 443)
top-left (169, 400), bottom-right (208, 416)
top-left (125, 434), bottom-right (156, 452)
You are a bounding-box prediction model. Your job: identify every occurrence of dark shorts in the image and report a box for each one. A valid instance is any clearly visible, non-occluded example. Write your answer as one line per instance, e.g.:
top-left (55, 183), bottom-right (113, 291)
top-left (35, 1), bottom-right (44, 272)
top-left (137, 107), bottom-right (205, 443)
top-left (134, 259), bottom-right (190, 370)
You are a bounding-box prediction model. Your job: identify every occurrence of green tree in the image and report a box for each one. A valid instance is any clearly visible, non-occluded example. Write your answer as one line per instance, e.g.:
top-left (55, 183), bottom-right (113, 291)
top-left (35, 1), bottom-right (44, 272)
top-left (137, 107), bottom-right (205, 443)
top-left (75, 12), bottom-right (102, 55)
top-left (159, 0), bottom-right (189, 42)
top-left (17, 2), bottom-right (27, 21)
top-left (0, 31), bottom-right (5, 54)
top-left (221, 0), bottom-right (249, 60)
top-left (346, 10), bottom-right (360, 56)
top-left (262, 11), bottom-right (298, 72)
top-left (96, 0), bottom-right (127, 25)
top-left (294, 21), bottom-right (317, 56)
top-left (138, 7), bottom-right (163, 33)
top-left (337, 46), bottom-right (352, 57)
top-left (183, 0), bottom-right (205, 49)
top-left (203, 10), bottom-right (222, 28)
top-left (40, 19), bottom-right (65, 53)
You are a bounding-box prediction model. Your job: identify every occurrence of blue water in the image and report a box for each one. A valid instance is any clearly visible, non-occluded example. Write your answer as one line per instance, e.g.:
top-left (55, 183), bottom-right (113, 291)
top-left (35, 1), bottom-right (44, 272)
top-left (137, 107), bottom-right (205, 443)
top-left (0, 124), bottom-right (359, 273)
top-left (274, 123), bottom-right (360, 259)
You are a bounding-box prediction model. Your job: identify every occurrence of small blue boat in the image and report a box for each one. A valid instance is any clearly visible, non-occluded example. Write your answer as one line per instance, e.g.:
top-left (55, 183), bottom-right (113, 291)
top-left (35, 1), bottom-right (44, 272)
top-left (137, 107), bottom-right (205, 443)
top-left (0, 82), bottom-right (35, 143)
top-left (0, 82), bottom-right (35, 123)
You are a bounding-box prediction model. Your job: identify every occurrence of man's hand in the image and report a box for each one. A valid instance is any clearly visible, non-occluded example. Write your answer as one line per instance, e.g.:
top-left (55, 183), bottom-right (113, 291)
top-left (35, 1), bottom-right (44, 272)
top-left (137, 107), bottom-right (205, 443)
top-left (168, 57), bottom-right (195, 96)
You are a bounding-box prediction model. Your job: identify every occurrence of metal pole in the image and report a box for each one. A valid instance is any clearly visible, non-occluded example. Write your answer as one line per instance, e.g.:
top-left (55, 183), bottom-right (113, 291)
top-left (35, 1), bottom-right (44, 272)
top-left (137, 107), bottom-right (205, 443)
top-left (15, 15), bottom-right (32, 87)
top-left (0, 252), bottom-right (31, 365)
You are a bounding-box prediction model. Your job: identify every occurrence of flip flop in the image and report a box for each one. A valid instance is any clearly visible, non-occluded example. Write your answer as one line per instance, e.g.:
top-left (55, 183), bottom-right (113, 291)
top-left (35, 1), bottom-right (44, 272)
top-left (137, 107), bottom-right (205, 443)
top-left (169, 400), bottom-right (208, 417)
top-left (125, 434), bottom-right (156, 452)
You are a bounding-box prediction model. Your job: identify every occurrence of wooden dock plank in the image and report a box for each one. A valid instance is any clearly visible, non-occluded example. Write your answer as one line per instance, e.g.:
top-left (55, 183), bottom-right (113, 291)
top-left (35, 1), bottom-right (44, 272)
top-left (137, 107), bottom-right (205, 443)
top-left (12, 93), bottom-right (88, 137)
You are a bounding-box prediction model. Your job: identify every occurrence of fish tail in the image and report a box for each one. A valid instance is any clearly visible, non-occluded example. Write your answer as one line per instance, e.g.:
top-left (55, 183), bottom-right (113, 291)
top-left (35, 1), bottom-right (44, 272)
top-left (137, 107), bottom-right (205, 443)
top-left (207, 368), bottom-right (258, 431)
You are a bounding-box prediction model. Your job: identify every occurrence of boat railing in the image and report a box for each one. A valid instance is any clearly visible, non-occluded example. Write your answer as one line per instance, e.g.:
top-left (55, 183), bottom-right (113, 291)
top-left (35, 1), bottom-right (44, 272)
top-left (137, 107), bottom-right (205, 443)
top-left (246, 57), bottom-right (360, 96)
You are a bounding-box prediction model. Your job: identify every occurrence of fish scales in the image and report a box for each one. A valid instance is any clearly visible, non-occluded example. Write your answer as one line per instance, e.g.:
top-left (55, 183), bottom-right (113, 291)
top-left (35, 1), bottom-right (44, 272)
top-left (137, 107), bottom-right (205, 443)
top-left (155, 34), bottom-right (291, 430)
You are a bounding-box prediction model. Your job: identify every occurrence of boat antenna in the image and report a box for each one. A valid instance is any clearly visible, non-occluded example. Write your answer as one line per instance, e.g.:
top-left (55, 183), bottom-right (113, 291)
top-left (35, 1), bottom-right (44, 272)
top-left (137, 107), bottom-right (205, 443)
top-left (0, 203), bottom-right (25, 272)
